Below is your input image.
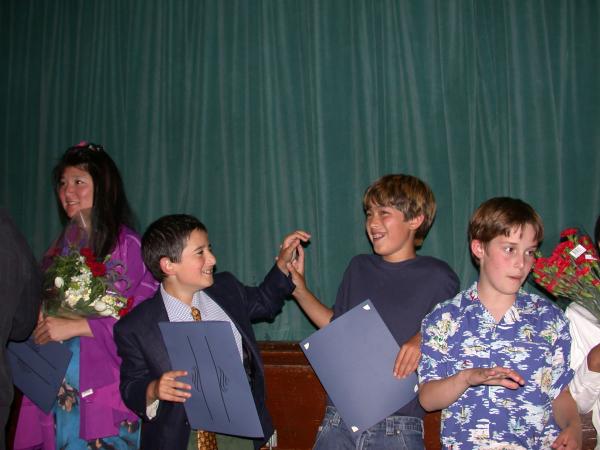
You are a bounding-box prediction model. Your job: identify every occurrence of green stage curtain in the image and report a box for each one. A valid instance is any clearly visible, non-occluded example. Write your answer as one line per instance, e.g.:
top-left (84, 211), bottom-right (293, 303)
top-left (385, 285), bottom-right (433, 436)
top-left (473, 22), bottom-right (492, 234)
top-left (1, 0), bottom-right (599, 339)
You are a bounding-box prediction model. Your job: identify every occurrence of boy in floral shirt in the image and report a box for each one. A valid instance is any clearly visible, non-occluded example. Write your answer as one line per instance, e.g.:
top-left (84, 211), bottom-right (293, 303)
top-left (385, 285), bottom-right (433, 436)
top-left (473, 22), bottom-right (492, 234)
top-left (418, 197), bottom-right (581, 449)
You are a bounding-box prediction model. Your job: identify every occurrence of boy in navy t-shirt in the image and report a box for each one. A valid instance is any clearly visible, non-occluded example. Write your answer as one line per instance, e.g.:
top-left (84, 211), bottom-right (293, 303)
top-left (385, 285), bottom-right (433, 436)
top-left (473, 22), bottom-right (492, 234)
top-left (289, 174), bottom-right (459, 449)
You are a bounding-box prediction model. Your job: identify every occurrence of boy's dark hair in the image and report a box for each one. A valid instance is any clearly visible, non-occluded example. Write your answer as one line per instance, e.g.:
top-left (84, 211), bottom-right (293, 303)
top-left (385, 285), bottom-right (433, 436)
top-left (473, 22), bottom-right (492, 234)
top-left (468, 197), bottom-right (544, 265)
top-left (362, 174), bottom-right (436, 246)
top-left (53, 142), bottom-right (134, 258)
top-left (142, 214), bottom-right (208, 281)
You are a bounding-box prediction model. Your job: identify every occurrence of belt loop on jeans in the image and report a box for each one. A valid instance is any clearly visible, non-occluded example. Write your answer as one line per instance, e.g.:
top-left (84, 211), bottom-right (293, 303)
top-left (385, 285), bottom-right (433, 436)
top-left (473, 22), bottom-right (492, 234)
top-left (330, 408), bottom-right (341, 426)
top-left (385, 417), bottom-right (395, 435)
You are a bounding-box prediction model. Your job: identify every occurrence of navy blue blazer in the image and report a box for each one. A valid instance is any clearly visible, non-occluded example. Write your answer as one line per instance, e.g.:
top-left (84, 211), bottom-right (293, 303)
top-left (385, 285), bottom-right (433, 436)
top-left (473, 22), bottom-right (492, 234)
top-left (114, 265), bottom-right (294, 450)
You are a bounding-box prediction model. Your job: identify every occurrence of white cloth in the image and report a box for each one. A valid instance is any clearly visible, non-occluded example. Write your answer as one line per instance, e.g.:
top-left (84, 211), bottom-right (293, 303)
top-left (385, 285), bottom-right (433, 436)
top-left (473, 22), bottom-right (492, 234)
top-left (567, 303), bottom-right (600, 450)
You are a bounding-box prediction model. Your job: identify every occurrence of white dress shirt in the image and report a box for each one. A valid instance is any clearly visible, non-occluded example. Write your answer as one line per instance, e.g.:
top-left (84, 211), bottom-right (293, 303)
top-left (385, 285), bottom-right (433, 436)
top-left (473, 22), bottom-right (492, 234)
top-left (147, 284), bottom-right (244, 418)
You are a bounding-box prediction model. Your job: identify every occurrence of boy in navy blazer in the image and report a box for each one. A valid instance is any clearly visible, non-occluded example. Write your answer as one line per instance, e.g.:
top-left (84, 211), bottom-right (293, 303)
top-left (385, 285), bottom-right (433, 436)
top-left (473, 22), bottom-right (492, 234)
top-left (114, 214), bottom-right (309, 449)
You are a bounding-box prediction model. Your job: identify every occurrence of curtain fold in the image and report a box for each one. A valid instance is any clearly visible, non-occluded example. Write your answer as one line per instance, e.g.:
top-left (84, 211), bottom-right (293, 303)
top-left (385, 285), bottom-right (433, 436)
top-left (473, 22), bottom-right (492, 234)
top-left (1, 0), bottom-right (599, 339)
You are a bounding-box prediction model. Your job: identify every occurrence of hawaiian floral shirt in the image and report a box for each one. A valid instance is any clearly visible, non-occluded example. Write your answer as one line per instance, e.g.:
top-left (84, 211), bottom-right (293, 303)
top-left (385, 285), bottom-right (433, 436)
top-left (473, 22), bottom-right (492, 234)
top-left (418, 282), bottom-right (573, 450)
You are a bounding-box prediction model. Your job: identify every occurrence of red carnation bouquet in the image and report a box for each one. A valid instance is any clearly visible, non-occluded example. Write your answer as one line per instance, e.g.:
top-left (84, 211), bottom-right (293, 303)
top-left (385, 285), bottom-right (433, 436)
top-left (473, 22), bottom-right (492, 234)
top-left (532, 227), bottom-right (600, 320)
top-left (43, 211), bottom-right (134, 319)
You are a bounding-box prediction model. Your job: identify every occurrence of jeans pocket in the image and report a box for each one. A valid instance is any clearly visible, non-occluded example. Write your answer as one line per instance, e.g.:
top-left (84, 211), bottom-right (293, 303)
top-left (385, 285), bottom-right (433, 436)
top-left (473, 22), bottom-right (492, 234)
top-left (397, 428), bottom-right (425, 450)
top-left (313, 407), bottom-right (347, 450)
top-left (313, 413), bottom-right (333, 448)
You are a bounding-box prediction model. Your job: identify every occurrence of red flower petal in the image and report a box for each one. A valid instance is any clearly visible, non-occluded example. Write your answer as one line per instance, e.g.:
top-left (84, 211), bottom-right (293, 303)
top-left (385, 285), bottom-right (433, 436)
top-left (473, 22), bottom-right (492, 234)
top-left (560, 228), bottom-right (579, 238)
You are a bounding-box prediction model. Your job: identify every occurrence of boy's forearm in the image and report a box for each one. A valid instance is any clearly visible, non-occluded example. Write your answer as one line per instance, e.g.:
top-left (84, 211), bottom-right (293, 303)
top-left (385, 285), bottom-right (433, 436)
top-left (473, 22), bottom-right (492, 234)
top-left (120, 375), bottom-right (156, 421)
top-left (146, 380), bottom-right (158, 405)
top-left (587, 343), bottom-right (600, 372)
top-left (553, 388), bottom-right (582, 433)
top-left (419, 371), bottom-right (470, 411)
top-left (293, 288), bottom-right (333, 329)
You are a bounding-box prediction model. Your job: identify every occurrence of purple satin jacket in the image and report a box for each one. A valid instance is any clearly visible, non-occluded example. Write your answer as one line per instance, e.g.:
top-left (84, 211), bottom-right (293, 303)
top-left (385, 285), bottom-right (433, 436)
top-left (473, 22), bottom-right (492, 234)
top-left (14, 227), bottom-right (158, 449)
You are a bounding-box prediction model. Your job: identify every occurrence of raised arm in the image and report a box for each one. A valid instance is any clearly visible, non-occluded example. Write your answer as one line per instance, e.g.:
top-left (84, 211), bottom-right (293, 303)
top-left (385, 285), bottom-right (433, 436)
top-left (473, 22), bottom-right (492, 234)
top-left (286, 245), bottom-right (333, 329)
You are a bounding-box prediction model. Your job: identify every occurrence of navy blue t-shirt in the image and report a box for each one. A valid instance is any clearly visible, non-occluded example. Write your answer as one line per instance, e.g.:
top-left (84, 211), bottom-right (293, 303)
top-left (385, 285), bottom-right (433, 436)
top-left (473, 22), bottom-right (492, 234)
top-left (331, 253), bottom-right (460, 418)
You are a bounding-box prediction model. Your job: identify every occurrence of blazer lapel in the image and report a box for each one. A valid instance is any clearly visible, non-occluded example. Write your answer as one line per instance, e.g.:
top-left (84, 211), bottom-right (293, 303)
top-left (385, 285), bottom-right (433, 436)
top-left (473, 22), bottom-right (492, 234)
top-left (205, 281), bottom-right (248, 338)
top-left (205, 279), bottom-right (260, 365)
top-left (147, 294), bottom-right (173, 374)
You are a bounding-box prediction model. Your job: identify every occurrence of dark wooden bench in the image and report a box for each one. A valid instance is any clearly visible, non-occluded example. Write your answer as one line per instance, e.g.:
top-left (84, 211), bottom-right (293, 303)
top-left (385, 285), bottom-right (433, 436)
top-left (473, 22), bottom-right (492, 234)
top-left (259, 341), bottom-right (597, 450)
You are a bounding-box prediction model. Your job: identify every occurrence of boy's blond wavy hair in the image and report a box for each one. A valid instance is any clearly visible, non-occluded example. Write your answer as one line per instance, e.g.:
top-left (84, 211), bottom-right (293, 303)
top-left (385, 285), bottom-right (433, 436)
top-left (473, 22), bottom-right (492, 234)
top-left (363, 174), bottom-right (436, 247)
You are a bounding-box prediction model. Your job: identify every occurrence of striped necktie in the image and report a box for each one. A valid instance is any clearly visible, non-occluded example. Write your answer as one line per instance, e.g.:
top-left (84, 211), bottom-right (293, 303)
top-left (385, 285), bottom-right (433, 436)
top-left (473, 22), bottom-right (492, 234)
top-left (191, 306), bottom-right (218, 450)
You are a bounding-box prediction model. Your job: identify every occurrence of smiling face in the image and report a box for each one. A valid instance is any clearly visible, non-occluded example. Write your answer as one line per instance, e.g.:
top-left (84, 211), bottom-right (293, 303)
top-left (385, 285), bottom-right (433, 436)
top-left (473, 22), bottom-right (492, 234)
top-left (161, 229), bottom-right (217, 303)
top-left (57, 166), bottom-right (94, 219)
top-left (473, 223), bottom-right (538, 306)
top-left (365, 203), bottom-right (424, 263)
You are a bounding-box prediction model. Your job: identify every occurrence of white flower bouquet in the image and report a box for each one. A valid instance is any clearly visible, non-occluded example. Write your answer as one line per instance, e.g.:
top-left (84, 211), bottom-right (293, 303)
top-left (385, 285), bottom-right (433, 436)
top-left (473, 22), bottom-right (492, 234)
top-left (42, 212), bottom-right (133, 319)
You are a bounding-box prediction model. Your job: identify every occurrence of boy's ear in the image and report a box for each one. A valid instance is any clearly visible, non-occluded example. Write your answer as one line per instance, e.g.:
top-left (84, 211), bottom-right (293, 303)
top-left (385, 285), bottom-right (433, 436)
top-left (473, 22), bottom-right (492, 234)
top-left (407, 214), bottom-right (425, 230)
top-left (159, 256), bottom-right (176, 276)
top-left (471, 239), bottom-right (485, 259)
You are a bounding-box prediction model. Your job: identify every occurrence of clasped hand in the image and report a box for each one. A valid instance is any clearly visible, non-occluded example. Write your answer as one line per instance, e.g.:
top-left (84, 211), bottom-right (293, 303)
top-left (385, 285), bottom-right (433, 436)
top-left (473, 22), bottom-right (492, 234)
top-left (147, 370), bottom-right (191, 405)
top-left (464, 366), bottom-right (525, 389)
top-left (275, 230), bottom-right (311, 277)
top-left (33, 312), bottom-right (93, 344)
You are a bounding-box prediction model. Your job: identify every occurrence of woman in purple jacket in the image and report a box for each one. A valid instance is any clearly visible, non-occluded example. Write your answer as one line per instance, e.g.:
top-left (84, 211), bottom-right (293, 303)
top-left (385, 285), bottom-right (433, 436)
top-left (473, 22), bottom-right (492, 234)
top-left (14, 142), bottom-right (158, 450)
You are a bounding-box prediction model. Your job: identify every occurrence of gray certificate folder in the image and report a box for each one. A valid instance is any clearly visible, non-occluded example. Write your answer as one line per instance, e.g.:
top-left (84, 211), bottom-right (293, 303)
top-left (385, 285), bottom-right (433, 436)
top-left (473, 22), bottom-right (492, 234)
top-left (7, 339), bottom-right (72, 413)
top-left (300, 300), bottom-right (419, 435)
top-left (158, 321), bottom-right (263, 438)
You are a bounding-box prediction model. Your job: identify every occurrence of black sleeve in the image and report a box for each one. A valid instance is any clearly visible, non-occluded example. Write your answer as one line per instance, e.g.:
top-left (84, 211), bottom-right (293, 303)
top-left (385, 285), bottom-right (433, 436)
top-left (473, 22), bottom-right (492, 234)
top-left (239, 265), bottom-right (295, 322)
top-left (0, 209), bottom-right (42, 342)
top-left (114, 317), bottom-right (156, 421)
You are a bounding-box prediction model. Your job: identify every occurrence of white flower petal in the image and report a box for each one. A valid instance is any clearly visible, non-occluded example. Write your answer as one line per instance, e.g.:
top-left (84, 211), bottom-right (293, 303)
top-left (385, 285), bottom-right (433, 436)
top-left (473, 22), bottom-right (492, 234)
top-left (93, 300), bottom-right (107, 312)
top-left (54, 277), bottom-right (64, 288)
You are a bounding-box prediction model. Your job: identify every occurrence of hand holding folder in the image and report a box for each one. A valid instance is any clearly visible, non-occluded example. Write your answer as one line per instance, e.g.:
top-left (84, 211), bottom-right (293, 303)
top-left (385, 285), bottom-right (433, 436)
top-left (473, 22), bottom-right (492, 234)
top-left (300, 300), bottom-right (419, 435)
top-left (159, 321), bottom-right (264, 438)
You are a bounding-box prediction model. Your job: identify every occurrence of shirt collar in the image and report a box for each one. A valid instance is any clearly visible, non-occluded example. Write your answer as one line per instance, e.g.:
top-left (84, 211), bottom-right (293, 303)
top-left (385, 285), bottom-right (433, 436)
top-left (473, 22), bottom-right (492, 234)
top-left (160, 284), bottom-right (203, 321)
top-left (466, 281), bottom-right (528, 323)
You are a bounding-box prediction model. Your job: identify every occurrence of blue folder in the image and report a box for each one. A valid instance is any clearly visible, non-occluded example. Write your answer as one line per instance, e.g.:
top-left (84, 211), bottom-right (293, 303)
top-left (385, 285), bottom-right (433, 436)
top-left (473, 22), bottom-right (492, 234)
top-left (159, 321), bottom-right (263, 438)
top-left (7, 339), bottom-right (72, 413)
top-left (300, 300), bottom-right (419, 435)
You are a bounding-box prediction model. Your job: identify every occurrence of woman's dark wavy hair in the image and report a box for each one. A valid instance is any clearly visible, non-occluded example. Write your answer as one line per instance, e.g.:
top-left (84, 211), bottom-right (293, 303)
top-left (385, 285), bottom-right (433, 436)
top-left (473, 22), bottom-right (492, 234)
top-left (53, 142), bottom-right (135, 258)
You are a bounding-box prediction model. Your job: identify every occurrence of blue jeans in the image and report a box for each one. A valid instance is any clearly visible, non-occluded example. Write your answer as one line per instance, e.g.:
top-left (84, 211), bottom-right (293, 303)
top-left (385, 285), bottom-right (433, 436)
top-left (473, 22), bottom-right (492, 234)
top-left (313, 406), bottom-right (424, 450)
